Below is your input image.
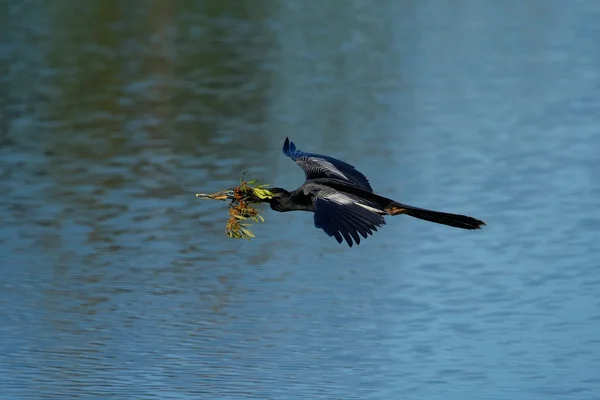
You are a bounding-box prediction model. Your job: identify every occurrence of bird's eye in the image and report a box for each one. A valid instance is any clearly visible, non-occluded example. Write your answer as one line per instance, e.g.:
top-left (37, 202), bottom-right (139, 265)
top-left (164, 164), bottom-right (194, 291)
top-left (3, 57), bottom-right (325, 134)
top-left (227, 190), bottom-right (235, 197)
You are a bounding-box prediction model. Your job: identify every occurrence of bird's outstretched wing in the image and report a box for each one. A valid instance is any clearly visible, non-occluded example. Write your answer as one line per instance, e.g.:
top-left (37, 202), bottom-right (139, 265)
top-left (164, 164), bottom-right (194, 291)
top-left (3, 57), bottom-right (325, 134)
top-left (313, 192), bottom-right (386, 247)
top-left (282, 137), bottom-right (373, 192)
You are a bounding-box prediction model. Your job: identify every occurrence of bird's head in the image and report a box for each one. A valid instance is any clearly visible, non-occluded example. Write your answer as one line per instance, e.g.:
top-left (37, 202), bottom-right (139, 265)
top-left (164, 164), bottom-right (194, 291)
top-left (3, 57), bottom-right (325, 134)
top-left (196, 189), bottom-right (236, 202)
top-left (197, 187), bottom-right (288, 204)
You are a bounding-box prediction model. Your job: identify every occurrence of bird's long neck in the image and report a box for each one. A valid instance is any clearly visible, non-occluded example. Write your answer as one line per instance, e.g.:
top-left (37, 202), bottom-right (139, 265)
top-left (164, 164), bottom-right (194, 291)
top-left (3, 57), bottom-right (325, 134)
top-left (264, 187), bottom-right (311, 212)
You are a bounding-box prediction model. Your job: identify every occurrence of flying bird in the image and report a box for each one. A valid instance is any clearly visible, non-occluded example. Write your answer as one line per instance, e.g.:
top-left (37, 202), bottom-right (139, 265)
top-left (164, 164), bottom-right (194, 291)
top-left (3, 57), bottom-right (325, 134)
top-left (199, 138), bottom-right (485, 247)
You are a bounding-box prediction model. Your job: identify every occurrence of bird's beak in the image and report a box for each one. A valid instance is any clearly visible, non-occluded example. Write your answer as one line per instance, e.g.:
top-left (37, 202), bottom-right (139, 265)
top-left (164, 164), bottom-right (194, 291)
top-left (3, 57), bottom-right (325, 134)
top-left (196, 190), bottom-right (232, 201)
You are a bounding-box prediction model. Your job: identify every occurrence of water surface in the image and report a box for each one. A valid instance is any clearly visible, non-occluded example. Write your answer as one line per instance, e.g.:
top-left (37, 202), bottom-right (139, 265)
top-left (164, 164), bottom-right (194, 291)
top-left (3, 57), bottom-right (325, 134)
top-left (1, 1), bottom-right (599, 399)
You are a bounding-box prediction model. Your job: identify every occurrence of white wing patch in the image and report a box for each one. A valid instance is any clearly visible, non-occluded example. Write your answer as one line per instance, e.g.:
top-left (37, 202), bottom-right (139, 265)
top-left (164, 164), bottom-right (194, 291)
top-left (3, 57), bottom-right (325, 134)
top-left (324, 193), bottom-right (385, 214)
top-left (355, 203), bottom-right (385, 214)
top-left (325, 192), bottom-right (354, 205)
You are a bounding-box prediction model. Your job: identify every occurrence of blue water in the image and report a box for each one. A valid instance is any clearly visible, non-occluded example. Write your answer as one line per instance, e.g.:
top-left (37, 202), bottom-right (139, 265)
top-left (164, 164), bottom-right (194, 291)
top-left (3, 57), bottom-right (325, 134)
top-left (1, 1), bottom-right (600, 399)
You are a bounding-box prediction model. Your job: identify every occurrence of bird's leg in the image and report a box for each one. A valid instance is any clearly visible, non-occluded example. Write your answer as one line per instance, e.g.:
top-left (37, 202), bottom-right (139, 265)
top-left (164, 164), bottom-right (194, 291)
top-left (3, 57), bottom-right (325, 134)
top-left (386, 206), bottom-right (407, 215)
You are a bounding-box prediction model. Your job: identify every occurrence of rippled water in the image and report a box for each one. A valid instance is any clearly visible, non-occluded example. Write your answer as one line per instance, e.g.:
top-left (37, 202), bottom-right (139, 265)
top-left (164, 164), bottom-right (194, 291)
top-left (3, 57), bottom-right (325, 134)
top-left (2, 1), bottom-right (600, 399)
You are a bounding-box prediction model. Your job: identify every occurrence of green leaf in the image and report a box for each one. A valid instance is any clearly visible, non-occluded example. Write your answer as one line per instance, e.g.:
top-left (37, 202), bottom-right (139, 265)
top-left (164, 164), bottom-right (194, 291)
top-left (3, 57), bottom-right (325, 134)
top-left (246, 179), bottom-right (258, 185)
top-left (253, 188), bottom-right (273, 199)
top-left (240, 228), bottom-right (255, 238)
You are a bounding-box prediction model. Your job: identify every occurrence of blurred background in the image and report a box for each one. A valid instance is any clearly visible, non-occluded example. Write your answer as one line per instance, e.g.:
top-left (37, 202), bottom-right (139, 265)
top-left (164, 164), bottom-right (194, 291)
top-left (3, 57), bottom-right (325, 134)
top-left (1, 1), bottom-right (599, 399)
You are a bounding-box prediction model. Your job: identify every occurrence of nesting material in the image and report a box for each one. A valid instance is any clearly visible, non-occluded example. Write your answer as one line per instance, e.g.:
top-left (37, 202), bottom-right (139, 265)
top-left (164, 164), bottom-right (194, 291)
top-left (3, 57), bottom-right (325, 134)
top-left (199, 173), bottom-right (273, 240)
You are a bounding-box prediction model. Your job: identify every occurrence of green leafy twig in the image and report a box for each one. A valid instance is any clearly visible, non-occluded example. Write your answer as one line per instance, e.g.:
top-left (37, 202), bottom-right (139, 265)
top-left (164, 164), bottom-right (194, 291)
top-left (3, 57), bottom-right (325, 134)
top-left (225, 173), bottom-right (274, 240)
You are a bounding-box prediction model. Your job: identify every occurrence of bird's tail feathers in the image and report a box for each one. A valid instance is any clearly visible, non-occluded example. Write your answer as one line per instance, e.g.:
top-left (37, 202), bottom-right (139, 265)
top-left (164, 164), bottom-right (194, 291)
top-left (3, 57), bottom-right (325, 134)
top-left (386, 203), bottom-right (485, 230)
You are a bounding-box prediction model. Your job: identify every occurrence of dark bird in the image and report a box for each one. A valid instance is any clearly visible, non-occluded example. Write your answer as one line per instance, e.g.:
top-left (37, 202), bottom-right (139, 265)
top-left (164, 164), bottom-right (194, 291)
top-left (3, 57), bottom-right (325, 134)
top-left (199, 138), bottom-right (486, 247)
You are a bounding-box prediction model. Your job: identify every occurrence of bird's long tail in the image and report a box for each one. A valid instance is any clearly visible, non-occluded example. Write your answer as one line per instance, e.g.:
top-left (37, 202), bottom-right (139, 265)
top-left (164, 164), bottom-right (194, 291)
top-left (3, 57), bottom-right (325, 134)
top-left (386, 204), bottom-right (486, 230)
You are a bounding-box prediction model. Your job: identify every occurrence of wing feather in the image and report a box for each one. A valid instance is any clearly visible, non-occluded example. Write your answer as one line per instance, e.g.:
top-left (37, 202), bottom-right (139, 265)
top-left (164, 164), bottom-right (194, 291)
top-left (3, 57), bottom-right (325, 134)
top-left (333, 209), bottom-right (362, 246)
top-left (313, 194), bottom-right (386, 247)
top-left (313, 209), bottom-right (344, 243)
top-left (283, 137), bottom-right (373, 192)
top-left (338, 206), bottom-right (375, 239)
